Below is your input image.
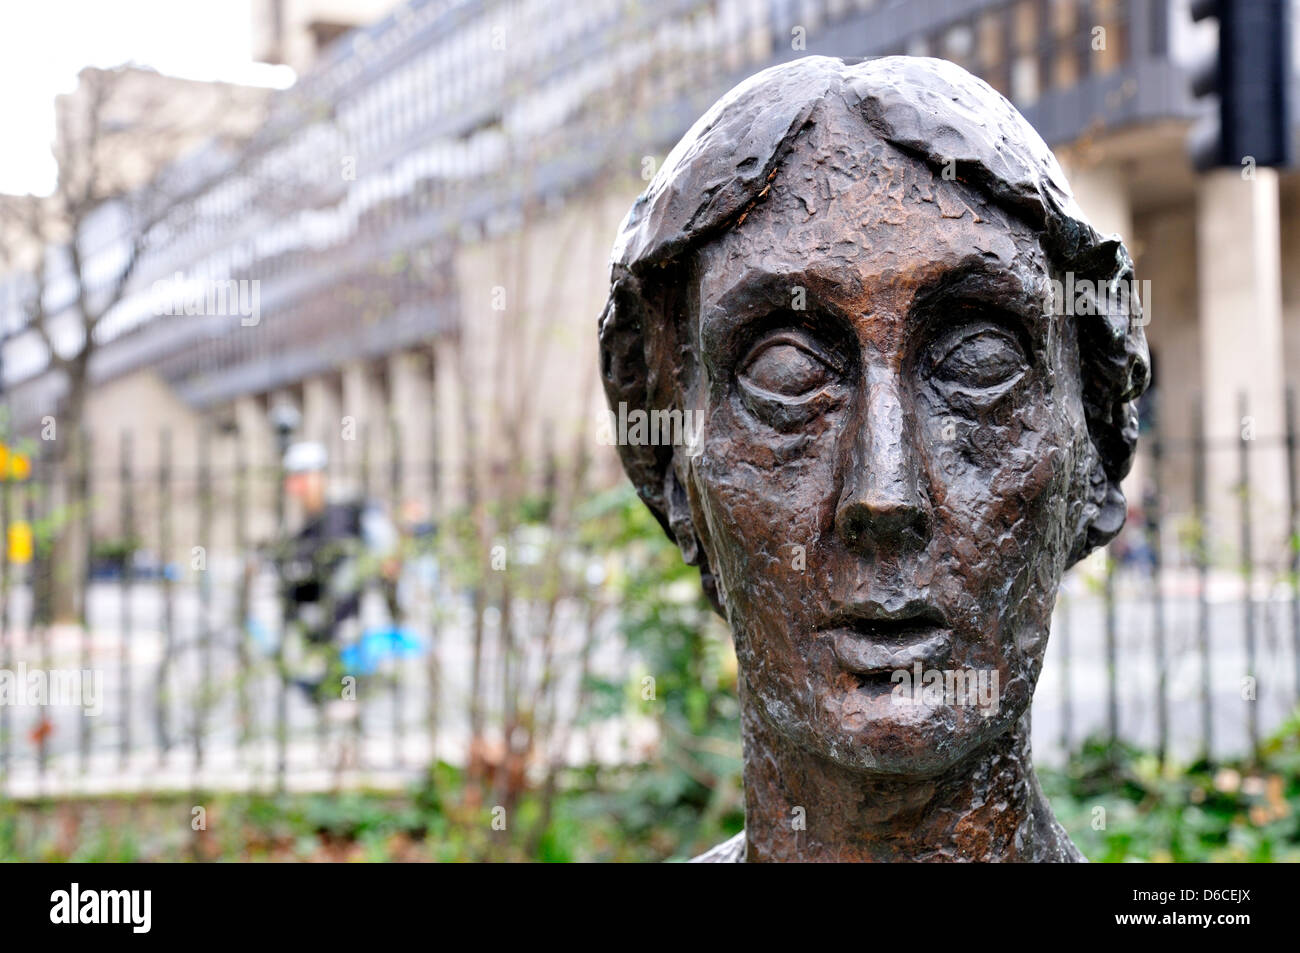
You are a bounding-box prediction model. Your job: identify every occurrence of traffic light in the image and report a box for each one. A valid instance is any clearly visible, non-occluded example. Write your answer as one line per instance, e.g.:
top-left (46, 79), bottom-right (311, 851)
top-left (1187, 0), bottom-right (1293, 171)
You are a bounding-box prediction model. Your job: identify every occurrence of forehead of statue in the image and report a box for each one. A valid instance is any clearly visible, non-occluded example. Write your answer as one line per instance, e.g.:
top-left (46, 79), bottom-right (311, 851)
top-left (690, 126), bottom-right (1049, 356)
top-left (709, 108), bottom-right (1039, 270)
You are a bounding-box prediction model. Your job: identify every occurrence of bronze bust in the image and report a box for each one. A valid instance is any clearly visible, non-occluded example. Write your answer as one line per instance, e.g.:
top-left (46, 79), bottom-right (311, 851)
top-left (598, 56), bottom-right (1149, 862)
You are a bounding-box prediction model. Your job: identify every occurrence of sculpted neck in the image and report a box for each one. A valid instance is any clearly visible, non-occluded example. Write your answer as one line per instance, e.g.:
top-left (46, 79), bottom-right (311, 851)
top-left (739, 694), bottom-right (1081, 863)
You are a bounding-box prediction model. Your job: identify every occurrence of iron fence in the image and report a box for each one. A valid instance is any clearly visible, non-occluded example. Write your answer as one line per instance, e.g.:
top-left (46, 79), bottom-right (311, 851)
top-left (1, 385), bottom-right (1299, 796)
top-left (0, 421), bottom-right (628, 798)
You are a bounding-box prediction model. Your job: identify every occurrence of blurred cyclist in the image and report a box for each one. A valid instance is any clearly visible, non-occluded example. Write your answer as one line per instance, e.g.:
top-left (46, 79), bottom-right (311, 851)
top-left (276, 441), bottom-right (400, 701)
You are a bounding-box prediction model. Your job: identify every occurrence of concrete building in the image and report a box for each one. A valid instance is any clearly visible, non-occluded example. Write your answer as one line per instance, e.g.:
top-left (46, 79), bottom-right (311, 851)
top-left (2, 0), bottom-right (1297, 572)
top-left (252, 0), bottom-right (407, 72)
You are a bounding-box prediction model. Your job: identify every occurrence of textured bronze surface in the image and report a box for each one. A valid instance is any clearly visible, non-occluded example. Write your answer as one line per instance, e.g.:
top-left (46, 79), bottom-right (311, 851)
top-left (599, 56), bottom-right (1149, 862)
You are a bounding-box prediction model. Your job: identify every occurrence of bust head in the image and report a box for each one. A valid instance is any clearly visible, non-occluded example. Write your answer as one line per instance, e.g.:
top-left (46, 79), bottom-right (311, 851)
top-left (599, 56), bottom-right (1148, 860)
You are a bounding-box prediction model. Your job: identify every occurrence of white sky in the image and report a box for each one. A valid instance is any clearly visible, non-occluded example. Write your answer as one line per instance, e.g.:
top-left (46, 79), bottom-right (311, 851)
top-left (0, 0), bottom-right (296, 196)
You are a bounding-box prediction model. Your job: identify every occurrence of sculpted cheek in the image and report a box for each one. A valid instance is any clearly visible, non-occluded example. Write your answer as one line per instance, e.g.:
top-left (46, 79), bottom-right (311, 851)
top-left (692, 436), bottom-right (801, 607)
top-left (696, 405), bottom-right (840, 530)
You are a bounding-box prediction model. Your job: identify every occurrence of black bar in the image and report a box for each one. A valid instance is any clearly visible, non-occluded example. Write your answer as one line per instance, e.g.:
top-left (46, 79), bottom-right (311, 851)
top-left (234, 433), bottom-right (251, 751)
top-left (1150, 395), bottom-right (1167, 766)
top-left (1238, 392), bottom-right (1258, 761)
top-left (1193, 396), bottom-right (1212, 762)
top-left (195, 418), bottom-right (213, 771)
top-left (352, 421), bottom-right (371, 769)
top-left (79, 428), bottom-right (93, 773)
top-left (275, 424), bottom-right (290, 790)
top-left (29, 458), bottom-right (47, 779)
top-left (157, 428), bottom-right (173, 758)
top-left (1104, 544), bottom-right (1118, 752)
top-left (119, 430), bottom-right (134, 769)
top-left (0, 438), bottom-right (10, 786)
top-left (390, 413), bottom-right (404, 768)
top-left (1058, 592), bottom-right (1072, 755)
top-left (1285, 386), bottom-right (1299, 702)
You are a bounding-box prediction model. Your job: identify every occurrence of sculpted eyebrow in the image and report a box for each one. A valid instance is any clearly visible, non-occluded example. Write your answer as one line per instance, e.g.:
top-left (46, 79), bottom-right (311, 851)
top-left (704, 270), bottom-right (858, 367)
top-left (704, 269), bottom-right (805, 355)
top-left (714, 269), bottom-right (802, 312)
top-left (710, 269), bottom-right (861, 327)
top-left (910, 263), bottom-right (1046, 325)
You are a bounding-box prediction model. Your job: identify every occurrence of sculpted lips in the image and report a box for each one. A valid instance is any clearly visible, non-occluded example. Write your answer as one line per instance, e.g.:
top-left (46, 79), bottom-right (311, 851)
top-left (823, 600), bottom-right (952, 675)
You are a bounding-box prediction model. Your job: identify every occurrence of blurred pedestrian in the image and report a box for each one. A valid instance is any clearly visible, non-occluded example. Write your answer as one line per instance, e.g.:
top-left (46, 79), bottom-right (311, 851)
top-left (275, 441), bottom-right (399, 702)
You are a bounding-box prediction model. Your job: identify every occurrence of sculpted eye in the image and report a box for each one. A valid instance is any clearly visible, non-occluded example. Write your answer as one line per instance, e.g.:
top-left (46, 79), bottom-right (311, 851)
top-left (931, 325), bottom-right (1027, 392)
top-left (740, 335), bottom-right (835, 399)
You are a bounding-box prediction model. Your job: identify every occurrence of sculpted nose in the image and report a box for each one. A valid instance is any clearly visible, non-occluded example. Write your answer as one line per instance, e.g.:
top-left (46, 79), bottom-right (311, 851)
top-left (834, 371), bottom-right (930, 550)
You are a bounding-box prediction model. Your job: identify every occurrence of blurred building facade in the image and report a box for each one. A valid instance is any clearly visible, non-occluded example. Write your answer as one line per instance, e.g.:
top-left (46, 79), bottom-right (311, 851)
top-left (252, 0), bottom-right (408, 72)
top-left (1, 0), bottom-right (1298, 566)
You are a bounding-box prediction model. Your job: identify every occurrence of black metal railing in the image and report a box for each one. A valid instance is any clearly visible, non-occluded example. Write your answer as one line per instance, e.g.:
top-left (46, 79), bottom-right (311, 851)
top-left (2, 384), bottom-right (1298, 796)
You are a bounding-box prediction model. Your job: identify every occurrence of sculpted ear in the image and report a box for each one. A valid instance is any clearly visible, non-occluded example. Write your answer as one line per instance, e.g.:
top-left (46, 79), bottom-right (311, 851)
top-left (598, 269), bottom-right (673, 537)
top-left (1075, 404), bottom-right (1138, 559)
top-left (1067, 239), bottom-right (1150, 565)
top-left (666, 461), bottom-right (725, 615)
top-left (599, 266), bottom-right (725, 616)
top-left (664, 465), bottom-right (700, 566)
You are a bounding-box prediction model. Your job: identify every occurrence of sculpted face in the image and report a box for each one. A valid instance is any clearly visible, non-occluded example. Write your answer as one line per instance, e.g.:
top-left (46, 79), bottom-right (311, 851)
top-left (675, 117), bottom-right (1095, 775)
top-left (602, 55), bottom-right (1148, 860)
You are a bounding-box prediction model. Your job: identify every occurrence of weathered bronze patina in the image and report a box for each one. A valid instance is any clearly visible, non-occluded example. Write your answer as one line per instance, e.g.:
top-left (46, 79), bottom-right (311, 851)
top-left (598, 56), bottom-right (1149, 862)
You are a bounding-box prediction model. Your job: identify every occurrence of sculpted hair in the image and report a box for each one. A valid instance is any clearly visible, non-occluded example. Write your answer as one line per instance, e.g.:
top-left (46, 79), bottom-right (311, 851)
top-left (599, 55), bottom-right (1149, 568)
